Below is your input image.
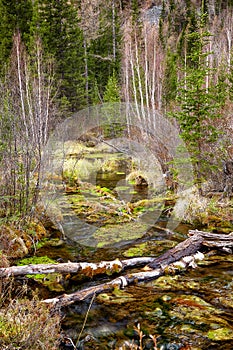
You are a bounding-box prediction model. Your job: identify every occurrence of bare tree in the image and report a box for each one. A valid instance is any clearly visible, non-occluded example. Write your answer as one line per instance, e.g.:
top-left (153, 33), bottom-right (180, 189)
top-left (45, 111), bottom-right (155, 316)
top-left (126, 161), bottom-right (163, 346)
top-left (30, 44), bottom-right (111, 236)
top-left (0, 32), bottom-right (57, 220)
top-left (122, 17), bottom-right (165, 126)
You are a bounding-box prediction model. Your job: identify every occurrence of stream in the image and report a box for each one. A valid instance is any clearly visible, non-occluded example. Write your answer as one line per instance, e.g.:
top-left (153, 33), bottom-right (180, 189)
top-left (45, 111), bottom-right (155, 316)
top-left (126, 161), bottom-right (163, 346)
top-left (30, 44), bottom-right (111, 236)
top-left (34, 144), bottom-right (233, 349)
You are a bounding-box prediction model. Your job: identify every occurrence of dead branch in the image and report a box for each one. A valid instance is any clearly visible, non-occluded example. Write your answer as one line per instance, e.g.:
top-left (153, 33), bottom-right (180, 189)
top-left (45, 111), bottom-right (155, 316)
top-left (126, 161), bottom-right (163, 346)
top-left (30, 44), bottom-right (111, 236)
top-left (147, 233), bottom-right (204, 269)
top-left (42, 231), bottom-right (233, 309)
top-left (148, 230), bottom-right (233, 269)
top-left (1, 231), bottom-right (232, 279)
top-left (188, 229), bottom-right (233, 247)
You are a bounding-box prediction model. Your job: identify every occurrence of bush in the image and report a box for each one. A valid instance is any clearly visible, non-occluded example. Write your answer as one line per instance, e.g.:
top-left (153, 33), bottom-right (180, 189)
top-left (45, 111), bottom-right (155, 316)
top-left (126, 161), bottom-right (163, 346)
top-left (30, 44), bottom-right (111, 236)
top-left (0, 283), bottom-right (61, 350)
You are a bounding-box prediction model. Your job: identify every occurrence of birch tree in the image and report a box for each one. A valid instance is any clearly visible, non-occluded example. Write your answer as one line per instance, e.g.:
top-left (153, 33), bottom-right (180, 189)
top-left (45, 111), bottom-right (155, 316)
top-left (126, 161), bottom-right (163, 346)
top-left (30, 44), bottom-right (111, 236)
top-left (0, 33), bottom-right (57, 219)
top-left (122, 18), bottom-right (165, 126)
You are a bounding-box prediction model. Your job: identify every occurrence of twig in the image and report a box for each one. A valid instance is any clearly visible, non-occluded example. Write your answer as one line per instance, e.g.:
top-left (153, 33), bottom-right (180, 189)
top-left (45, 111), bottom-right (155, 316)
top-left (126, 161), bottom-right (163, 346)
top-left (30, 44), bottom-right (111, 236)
top-left (76, 292), bottom-right (96, 347)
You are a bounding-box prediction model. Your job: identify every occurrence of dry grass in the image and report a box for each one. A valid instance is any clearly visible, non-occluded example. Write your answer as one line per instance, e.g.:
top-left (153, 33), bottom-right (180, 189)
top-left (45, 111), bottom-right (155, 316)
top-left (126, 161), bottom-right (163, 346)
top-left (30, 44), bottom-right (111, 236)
top-left (117, 323), bottom-right (158, 350)
top-left (0, 278), bottom-right (61, 350)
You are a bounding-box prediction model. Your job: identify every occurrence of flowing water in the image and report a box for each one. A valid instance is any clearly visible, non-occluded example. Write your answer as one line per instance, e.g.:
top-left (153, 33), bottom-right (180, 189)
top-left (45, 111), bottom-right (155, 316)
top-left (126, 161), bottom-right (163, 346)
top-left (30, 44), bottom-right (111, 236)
top-left (35, 149), bottom-right (233, 350)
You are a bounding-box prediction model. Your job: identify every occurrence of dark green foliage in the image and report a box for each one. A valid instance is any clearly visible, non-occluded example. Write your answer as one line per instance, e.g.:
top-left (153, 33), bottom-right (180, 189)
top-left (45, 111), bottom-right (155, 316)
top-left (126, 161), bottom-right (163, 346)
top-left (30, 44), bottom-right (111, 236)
top-left (103, 71), bottom-right (120, 103)
top-left (30, 0), bottom-right (86, 111)
top-left (87, 2), bottom-right (121, 104)
top-left (131, 0), bottom-right (140, 23)
top-left (0, 0), bottom-right (122, 111)
top-left (172, 26), bottom-right (225, 188)
top-left (163, 50), bottom-right (178, 106)
top-left (0, 0), bottom-right (32, 71)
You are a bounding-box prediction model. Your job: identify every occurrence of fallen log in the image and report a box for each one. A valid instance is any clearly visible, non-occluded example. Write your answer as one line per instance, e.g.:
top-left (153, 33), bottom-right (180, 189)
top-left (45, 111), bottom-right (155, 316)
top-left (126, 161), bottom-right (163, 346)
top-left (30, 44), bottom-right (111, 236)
top-left (43, 251), bottom-right (204, 309)
top-left (148, 230), bottom-right (233, 269)
top-left (1, 230), bottom-right (233, 309)
top-left (1, 231), bottom-right (232, 279)
top-left (147, 233), bottom-right (204, 269)
top-left (189, 229), bottom-right (233, 248)
top-left (0, 257), bottom-right (155, 278)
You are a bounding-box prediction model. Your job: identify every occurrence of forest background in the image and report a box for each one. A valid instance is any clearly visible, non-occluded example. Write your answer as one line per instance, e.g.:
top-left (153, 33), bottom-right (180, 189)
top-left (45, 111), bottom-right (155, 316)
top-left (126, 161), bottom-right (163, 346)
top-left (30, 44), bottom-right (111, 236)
top-left (0, 1), bottom-right (233, 348)
top-left (0, 0), bottom-right (233, 222)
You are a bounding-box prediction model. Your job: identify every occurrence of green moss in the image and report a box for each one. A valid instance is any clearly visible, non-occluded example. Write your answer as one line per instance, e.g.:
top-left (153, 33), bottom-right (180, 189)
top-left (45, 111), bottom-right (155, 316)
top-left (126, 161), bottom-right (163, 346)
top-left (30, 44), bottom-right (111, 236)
top-left (35, 238), bottom-right (49, 249)
top-left (17, 256), bottom-right (56, 266)
top-left (123, 243), bottom-right (148, 257)
top-left (94, 222), bottom-right (148, 247)
top-left (16, 256), bottom-right (64, 291)
top-left (208, 327), bottom-right (233, 340)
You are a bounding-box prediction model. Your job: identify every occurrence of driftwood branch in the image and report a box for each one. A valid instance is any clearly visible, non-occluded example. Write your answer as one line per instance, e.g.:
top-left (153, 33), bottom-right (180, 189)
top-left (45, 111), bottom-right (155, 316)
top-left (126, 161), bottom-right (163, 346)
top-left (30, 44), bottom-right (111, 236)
top-left (189, 229), bottom-right (233, 247)
top-left (42, 230), bottom-right (233, 308)
top-left (148, 233), bottom-right (204, 269)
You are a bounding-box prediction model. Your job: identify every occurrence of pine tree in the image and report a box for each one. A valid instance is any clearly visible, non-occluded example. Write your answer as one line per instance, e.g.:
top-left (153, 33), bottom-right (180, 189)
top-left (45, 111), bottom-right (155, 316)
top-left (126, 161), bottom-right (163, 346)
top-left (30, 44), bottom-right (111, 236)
top-left (103, 71), bottom-right (120, 103)
top-left (30, 0), bottom-right (86, 111)
top-left (84, 0), bottom-right (121, 103)
top-left (163, 50), bottom-right (178, 107)
top-left (0, 0), bottom-right (32, 72)
top-left (173, 21), bottom-right (224, 190)
top-left (102, 71), bottom-right (121, 138)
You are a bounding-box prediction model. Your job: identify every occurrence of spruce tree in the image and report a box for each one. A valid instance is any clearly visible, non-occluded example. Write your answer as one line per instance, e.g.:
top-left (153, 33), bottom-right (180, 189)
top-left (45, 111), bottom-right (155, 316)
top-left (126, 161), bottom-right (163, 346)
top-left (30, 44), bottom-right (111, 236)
top-left (0, 0), bottom-right (32, 72)
top-left (173, 23), bottom-right (224, 190)
top-left (102, 71), bottom-right (121, 138)
top-left (87, 0), bottom-right (121, 103)
top-left (103, 71), bottom-right (120, 103)
top-left (30, 0), bottom-right (86, 111)
top-left (163, 50), bottom-right (178, 107)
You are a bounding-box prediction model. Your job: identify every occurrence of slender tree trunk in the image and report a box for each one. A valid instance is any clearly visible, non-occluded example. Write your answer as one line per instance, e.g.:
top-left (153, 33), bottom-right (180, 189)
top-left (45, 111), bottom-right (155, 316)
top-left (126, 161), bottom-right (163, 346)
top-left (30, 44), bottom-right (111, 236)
top-left (84, 38), bottom-right (89, 107)
top-left (112, 0), bottom-right (116, 62)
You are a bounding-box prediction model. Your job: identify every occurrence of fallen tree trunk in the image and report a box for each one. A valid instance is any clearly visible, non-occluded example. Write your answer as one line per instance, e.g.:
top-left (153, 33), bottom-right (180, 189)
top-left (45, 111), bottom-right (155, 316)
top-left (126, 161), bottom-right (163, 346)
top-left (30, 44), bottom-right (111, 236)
top-left (43, 251), bottom-right (204, 309)
top-left (1, 231), bottom-right (232, 279)
top-left (147, 233), bottom-right (204, 269)
top-left (189, 229), bottom-right (233, 247)
top-left (0, 256), bottom-right (155, 278)
top-left (42, 230), bottom-right (233, 309)
top-left (148, 230), bottom-right (233, 269)
top-left (1, 230), bottom-right (233, 309)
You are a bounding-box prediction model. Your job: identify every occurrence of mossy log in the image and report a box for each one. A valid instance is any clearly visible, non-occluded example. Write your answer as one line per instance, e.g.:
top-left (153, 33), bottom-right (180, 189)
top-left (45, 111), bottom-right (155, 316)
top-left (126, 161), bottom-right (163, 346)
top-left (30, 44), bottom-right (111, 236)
top-left (0, 257), bottom-right (155, 278)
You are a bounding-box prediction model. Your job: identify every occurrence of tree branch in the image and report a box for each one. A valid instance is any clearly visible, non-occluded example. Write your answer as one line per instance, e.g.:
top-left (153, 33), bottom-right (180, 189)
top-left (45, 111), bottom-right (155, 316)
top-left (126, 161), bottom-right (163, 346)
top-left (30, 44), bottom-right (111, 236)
top-left (43, 250), bottom-right (205, 309)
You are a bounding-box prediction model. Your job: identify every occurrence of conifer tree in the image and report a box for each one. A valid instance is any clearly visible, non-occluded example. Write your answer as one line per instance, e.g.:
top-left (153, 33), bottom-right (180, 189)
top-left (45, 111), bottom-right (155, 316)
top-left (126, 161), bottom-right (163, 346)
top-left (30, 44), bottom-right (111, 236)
top-left (163, 50), bottom-right (177, 107)
top-left (0, 0), bottom-right (32, 72)
top-left (173, 15), bottom-right (224, 190)
top-left (102, 71), bottom-right (121, 138)
top-left (103, 71), bottom-right (120, 103)
top-left (30, 0), bottom-right (86, 111)
top-left (87, 0), bottom-right (121, 102)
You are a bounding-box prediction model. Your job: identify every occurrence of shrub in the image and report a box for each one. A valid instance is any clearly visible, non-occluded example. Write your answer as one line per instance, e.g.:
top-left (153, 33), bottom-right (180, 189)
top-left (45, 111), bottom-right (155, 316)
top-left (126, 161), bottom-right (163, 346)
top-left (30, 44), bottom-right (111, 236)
top-left (0, 285), bottom-right (61, 350)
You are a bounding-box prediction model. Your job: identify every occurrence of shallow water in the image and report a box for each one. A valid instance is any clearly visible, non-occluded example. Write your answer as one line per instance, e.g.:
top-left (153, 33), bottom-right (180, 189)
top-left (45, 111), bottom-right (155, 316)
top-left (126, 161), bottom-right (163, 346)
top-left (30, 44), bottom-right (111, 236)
top-left (34, 219), bottom-right (233, 350)
top-left (37, 150), bottom-right (233, 349)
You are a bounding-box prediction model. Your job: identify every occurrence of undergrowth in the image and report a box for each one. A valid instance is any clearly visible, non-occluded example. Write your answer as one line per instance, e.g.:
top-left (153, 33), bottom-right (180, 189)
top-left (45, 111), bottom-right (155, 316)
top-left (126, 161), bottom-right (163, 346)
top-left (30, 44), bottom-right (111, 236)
top-left (0, 278), bottom-right (61, 350)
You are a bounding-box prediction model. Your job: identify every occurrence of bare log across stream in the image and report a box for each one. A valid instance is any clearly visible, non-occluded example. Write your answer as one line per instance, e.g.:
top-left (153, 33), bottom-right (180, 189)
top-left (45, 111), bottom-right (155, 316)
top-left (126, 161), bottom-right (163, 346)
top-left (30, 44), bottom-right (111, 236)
top-left (1, 230), bottom-right (233, 309)
top-left (0, 257), bottom-right (155, 278)
top-left (43, 251), bottom-right (205, 309)
top-left (1, 230), bottom-right (232, 279)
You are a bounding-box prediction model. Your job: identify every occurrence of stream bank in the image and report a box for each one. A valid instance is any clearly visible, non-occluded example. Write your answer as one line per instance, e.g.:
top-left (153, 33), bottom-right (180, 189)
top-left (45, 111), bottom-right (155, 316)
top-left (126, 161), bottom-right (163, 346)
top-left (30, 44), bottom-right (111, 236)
top-left (1, 140), bottom-right (233, 350)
